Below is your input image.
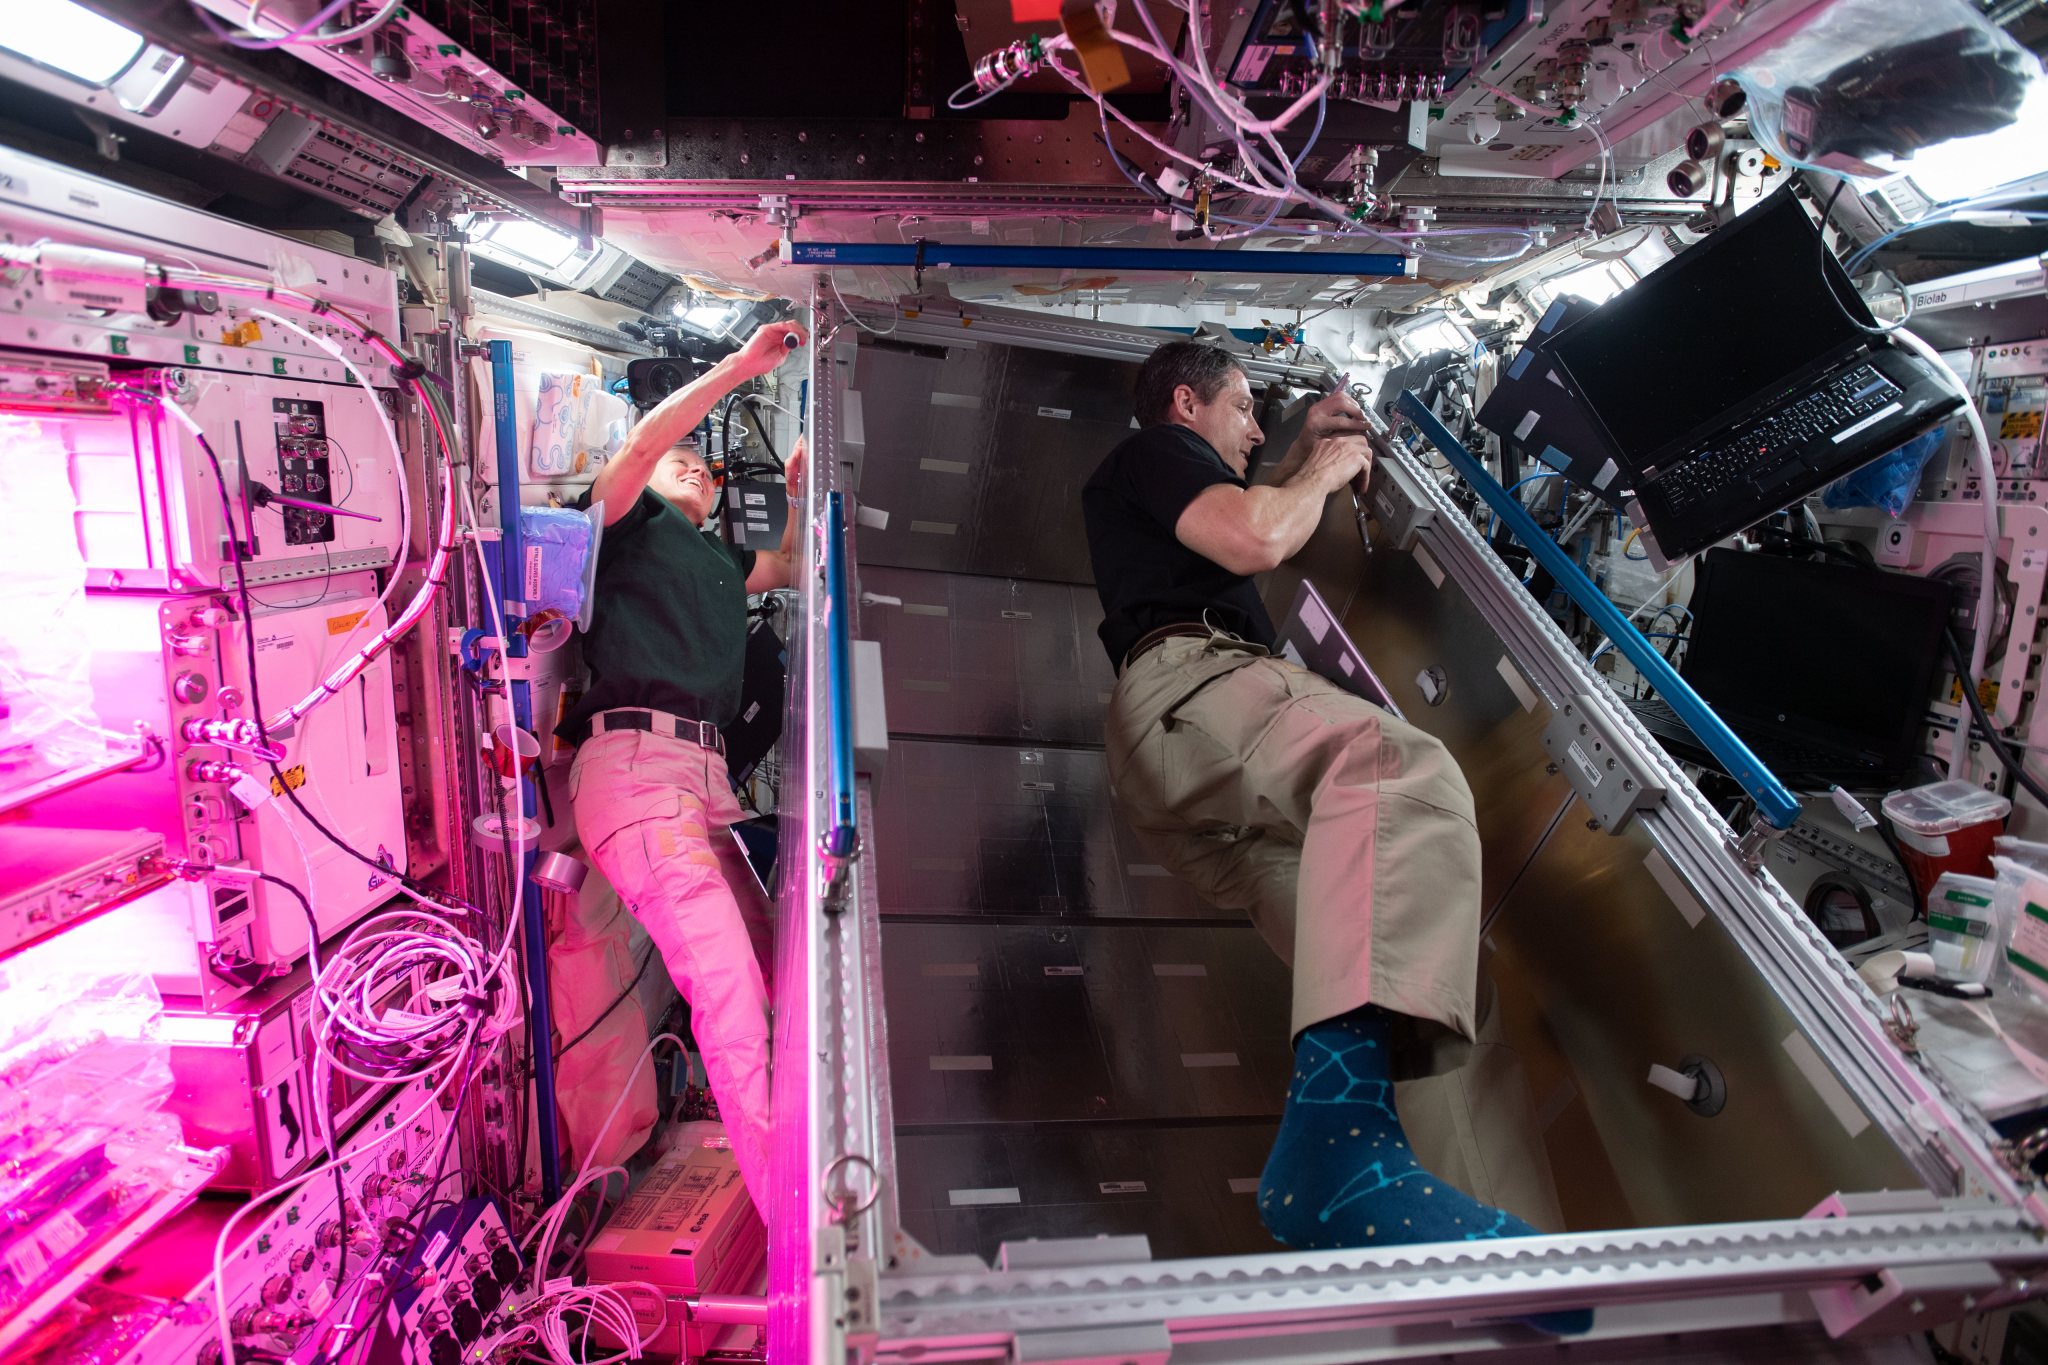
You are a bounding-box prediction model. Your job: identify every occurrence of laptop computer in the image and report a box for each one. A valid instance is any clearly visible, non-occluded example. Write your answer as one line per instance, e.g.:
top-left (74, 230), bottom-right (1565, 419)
top-left (1477, 294), bottom-right (1629, 510)
top-left (1625, 548), bottom-right (1952, 790)
top-left (1546, 189), bottom-right (1964, 561)
top-left (1277, 579), bottom-right (1405, 719)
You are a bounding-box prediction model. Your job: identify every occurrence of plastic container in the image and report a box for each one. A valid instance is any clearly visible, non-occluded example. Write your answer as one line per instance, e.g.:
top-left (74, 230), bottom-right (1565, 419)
top-left (1925, 872), bottom-right (2000, 982)
top-left (1993, 839), bottom-right (2048, 1004)
top-left (1880, 780), bottom-right (2012, 906)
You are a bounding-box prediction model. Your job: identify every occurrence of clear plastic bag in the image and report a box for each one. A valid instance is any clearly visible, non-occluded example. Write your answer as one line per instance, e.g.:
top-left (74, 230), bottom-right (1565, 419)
top-left (1820, 424), bottom-right (1948, 517)
top-left (519, 503), bottom-right (606, 632)
top-left (1724, 0), bottom-right (2041, 181)
top-left (1991, 837), bottom-right (2048, 1002)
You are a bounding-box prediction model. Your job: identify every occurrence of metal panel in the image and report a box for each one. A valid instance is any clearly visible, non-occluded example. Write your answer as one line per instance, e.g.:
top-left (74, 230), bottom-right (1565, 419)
top-left (850, 339), bottom-right (1116, 584)
top-left (859, 566), bottom-right (1115, 747)
top-left (870, 739), bottom-right (1247, 923)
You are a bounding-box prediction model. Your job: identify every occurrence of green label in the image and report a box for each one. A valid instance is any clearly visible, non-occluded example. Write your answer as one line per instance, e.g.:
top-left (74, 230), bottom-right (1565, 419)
top-left (1942, 887), bottom-right (1993, 908)
top-left (183, 344), bottom-right (200, 364)
top-left (272, 357), bottom-right (289, 375)
top-left (2028, 901), bottom-right (2048, 924)
top-left (109, 334), bottom-right (128, 355)
top-left (1928, 912), bottom-right (1988, 938)
top-left (2008, 946), bottom-right (2048, 982)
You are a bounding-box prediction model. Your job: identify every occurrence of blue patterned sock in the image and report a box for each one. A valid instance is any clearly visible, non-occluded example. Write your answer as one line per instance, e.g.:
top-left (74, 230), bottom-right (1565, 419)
top-left (1258, 1005), bottom-right (1591, 1335)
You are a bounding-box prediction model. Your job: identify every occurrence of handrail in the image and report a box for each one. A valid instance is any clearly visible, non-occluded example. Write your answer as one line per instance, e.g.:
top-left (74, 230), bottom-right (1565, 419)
top-left (820, 491), bottom-right (860, 864)
top-left (1397, 390), bottom-right (1801, 831)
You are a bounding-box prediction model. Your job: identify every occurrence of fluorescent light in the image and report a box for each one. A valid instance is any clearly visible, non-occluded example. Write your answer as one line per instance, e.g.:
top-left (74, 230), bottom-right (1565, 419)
top-left (0, 0), bottom-right (147, 87)
top-left (478, 218), bottom-right (581, 271)
top-left (1902, 81), bottom-right (2048, 205)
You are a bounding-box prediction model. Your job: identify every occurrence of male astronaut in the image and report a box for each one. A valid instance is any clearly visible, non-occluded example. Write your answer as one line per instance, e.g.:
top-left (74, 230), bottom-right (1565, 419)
top-left (560, 319), bottom-right (806, 1213)
top-left (1084, 339), bottom-right (1536, 1252)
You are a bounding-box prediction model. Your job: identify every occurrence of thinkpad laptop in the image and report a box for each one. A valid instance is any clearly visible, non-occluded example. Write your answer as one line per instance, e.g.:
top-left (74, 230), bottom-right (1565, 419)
top-left (1278, 580), bottom-right (1404, 718)
top-left (1547, 189), bottom-right (1964, 561)
top-left (1626, 549), bottom-right (1951, 790)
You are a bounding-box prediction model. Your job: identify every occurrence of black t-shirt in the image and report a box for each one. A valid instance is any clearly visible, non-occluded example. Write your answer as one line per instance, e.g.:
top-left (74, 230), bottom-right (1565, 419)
top-left (556, 487), bottom-right (757, 744)
top-left (1081, 423), bottom-right (1277, 669)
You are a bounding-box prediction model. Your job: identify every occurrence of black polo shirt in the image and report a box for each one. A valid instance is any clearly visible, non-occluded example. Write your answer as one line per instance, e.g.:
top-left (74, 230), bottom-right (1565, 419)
top-left (1081, 423), bottom-right (1277, 669)
top-left (556, 487), bottom-right (756, 745)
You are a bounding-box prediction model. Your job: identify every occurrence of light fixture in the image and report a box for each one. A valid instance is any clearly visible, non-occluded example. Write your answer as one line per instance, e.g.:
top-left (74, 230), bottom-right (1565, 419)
top-left (471, 216), bottom-right (583, 272)
top-left (1535, 260), bottom-right (1635, 308)
top-left (1393, 311), bottom-right (1475, 360)
top-left (0, 0), bottom-right (148, 87)
top-left (1899, 80), bottom-right (2048, 205)
top-left (673, 301), bottom-right (742, 337)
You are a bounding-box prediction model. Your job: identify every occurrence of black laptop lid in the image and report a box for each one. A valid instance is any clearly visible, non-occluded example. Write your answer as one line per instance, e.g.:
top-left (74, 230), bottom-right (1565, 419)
top-left (1679, 549), bottom-right (1953, 763)
top-left (1549, 191), bottom-right (1878, 468)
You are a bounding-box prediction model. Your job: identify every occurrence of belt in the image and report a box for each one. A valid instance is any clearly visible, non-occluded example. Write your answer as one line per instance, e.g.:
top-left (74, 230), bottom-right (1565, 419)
top-left (590, 707), bottom-right (725, 755)
top-left (1119, 623), bottom-right (1212, 677)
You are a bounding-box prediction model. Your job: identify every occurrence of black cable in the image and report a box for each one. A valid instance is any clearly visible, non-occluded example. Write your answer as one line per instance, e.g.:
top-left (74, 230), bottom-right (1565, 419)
top-left (253, 871), bottom-right (350, 1291)
top-left (1943, 623), bottom-right (2048, 810)
top-left (553, 945), bottom-right (658, 1062)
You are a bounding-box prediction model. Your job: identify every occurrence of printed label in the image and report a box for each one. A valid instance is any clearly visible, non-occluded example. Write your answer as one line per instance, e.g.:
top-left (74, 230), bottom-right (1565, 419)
top-left (1567, 741), bottom-right (1602, 790)
top-left (230, 773), bottom-right (272, 810)
top-left (2007, 887), bottom-right (2048, 1001)
top-left (1037, 406), bottom-right (1072, 420)
top-left (524, 545), bottom-right (544, 601)
top-left (1099, 1181), bottom-right (1148, 1194)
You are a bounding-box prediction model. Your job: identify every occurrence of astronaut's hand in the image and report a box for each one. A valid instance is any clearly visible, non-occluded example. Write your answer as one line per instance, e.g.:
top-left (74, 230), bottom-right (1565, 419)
top-left (734, 321), bottom-right (807, 380)
top-left (1302, 385), bottom-right (1374, 442)
top-left (1299, 433), bottom-right (1373, 496)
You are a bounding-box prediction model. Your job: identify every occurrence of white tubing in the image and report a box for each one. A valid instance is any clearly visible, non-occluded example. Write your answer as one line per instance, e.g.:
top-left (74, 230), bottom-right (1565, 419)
top-left (1893, 326), bottom-right (2000, 779)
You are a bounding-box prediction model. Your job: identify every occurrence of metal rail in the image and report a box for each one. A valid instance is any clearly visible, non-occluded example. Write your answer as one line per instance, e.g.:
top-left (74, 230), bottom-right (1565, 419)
top-left (1398, 391), bottom-right (1801, 830)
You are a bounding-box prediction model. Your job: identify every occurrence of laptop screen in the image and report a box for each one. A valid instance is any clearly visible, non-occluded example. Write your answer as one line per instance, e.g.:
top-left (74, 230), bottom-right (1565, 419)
top-left (1548, 192), bottom-right (1874, 462)
top-left (1680, 549), bottom-right (1953, 759)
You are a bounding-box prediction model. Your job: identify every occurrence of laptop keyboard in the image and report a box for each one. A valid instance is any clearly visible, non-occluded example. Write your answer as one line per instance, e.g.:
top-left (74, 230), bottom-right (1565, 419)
top-left (1633, 696), bottom-right (1875, 775)
top-left (1650, 365), bottom-right (1902, 513)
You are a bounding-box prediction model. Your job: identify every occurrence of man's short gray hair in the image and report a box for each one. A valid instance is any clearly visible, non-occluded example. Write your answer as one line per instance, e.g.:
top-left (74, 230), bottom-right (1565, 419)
top-left (1133, 340), bottom-right (1246, 428)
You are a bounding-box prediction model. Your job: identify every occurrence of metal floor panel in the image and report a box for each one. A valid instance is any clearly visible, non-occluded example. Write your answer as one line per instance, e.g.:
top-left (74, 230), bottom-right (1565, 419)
top-left (881, 919), bottom-right (1292, 1125)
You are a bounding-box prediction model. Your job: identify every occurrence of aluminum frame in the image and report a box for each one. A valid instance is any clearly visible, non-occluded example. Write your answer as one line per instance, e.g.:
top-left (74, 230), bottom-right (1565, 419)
top-left (784, 309), bottom-right (2048, 1363)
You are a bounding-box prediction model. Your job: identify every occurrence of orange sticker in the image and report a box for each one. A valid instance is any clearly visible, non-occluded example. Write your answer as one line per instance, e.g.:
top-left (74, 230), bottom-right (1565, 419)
top-left (327, 609), bottom-right (369, 636)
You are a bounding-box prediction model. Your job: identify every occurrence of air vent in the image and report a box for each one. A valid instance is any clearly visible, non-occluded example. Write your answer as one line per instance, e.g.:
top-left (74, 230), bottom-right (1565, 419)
top-left (590, 257), bottom-right (670, 312)
top-left (247, 113), bottom-right (425, 218)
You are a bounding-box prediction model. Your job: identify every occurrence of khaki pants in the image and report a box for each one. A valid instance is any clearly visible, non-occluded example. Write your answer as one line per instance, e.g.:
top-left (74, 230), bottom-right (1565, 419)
top-left (569, 728), bottom-right (773, 1209)
top-left (1105, 633), bottom-right (1481, 1074)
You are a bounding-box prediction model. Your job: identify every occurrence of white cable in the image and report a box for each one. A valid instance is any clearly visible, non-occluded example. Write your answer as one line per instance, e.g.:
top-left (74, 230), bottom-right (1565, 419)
top-left (212, 1038), bottom-right (474, 1364)
top-left (826, 273), bottom-right (898, 336)
top-left (237, 0), bottom-right (403, 45)
top-left (1889, 326), bottom-right (2001, 779)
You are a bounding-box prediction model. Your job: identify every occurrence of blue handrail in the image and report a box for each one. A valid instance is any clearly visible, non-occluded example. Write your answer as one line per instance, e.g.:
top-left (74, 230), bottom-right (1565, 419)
top-left (820, 492), bottom-right (860, 862)
top-left (1397, 391), bottom-right (1801, 831)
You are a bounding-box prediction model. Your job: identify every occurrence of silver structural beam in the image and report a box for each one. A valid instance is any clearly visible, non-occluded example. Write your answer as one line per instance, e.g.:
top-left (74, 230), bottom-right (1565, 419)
top-left (467, 289), bottom-right (657, 357)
